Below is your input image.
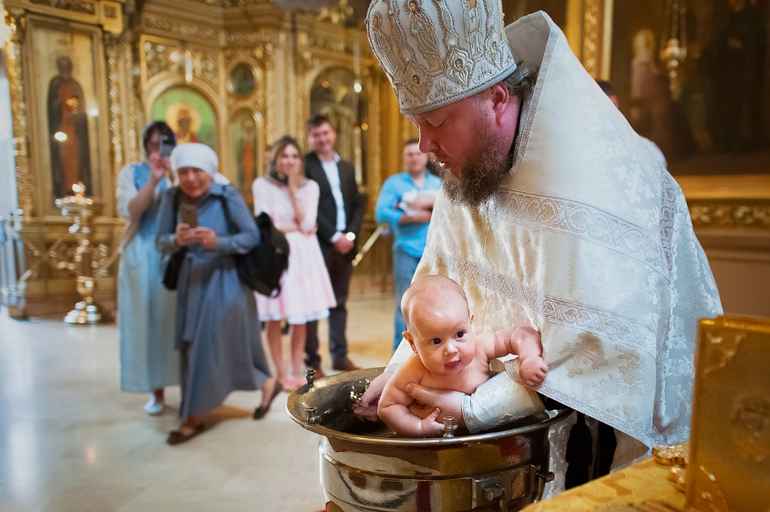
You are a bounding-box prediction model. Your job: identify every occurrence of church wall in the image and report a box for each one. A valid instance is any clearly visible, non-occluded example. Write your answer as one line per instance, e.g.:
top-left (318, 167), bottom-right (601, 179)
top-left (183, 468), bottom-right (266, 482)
top-left (2, 0), bottom-right (769, 318)
top-left (705, 245), bottom-right (770, 318)
top-left (0, 0), bottom-right (405, 317)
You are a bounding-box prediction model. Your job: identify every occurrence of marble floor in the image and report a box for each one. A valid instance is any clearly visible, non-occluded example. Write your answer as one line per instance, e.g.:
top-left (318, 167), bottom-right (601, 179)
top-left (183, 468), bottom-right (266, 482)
top-left (0, 297), bottom-right (396, 512)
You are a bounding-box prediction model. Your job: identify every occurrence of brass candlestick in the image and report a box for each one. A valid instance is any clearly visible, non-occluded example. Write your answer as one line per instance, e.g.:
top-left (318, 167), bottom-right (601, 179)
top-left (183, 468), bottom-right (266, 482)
top-left (660, 37), bottom-right (687, 101)
top-left (55, 182), bottom-right (105, 325)
top-left (660, 0), bottom-right (688, 101)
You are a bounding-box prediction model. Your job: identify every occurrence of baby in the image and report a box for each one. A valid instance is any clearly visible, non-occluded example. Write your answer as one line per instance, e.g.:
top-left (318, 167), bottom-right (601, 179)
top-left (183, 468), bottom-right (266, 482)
top-left (378, 276), bottom-right (548, 437)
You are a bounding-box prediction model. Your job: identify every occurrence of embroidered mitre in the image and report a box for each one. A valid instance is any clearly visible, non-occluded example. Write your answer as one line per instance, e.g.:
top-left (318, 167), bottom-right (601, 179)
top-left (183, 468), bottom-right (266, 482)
top-left (365, 0), bottom-right (516, 115)
top-left (405, 12), bottom-right (723, 448)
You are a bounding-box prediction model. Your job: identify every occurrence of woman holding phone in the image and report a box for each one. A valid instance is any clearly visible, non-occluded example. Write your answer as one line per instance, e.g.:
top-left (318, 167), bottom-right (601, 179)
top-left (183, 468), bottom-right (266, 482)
top-left (253, 136), bottom-right (336, 391)
top-left (156, 143), bottom-right (279, 444)
top-left (116, 122), bottom-right (179, 415)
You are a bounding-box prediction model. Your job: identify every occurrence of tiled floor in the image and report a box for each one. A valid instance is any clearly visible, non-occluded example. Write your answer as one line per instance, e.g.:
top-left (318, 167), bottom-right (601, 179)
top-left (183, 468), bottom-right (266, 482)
top-left (0, 297), bottom-right (395, 512)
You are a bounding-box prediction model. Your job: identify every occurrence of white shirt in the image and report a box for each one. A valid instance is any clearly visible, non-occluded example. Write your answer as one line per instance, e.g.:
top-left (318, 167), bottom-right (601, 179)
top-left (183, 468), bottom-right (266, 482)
top-left (320, 154), bottom-right (347, 242)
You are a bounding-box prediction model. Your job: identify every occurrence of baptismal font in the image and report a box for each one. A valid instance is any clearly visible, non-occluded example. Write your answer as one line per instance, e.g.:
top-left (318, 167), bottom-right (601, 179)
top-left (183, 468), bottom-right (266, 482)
top-left (54, 182), bottom-right (107, 325)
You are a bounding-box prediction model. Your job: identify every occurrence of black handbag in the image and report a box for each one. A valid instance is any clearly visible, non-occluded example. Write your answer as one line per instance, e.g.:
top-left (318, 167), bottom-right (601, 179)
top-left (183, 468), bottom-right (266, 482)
top-left (162, 247), bottom-right (187, 290)
top-left (218, 190), bottom-right (289, 298)
top-left (162, 189), bottom-right (187, 291)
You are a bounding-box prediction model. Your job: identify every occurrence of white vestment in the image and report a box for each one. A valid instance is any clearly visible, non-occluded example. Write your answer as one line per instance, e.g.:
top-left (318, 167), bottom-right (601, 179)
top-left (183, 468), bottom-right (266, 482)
top-left (389, 11), bottom-right (722, 467)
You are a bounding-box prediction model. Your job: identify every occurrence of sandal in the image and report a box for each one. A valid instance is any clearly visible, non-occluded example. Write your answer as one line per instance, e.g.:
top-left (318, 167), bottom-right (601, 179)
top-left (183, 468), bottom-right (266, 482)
top-left (166, 422), bottom-right (205, 445)
top-left (254, 380), bottom-right (284, 419)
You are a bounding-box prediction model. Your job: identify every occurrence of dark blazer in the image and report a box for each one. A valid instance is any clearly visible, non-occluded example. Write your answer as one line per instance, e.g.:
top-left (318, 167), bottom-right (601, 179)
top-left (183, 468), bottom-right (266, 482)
top-left (305, 152), bottom-right (366, 255)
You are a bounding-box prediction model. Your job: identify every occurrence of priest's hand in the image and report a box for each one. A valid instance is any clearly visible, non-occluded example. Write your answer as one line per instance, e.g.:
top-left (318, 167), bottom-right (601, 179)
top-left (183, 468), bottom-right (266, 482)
top-left (405, 383), bottom-right (467, 430)
top-left (354, 371), bottom-right (393, 422)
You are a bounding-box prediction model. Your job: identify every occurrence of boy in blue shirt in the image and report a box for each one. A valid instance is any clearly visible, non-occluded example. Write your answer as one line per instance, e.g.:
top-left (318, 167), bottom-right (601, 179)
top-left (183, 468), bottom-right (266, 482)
top-left (375, 139), bottom-right (442, 351)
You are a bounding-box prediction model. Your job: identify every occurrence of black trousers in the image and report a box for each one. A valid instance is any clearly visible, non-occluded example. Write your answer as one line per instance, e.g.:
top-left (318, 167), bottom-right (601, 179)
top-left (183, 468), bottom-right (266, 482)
top-left (539, 396), bottom-right (616, 489)
top-left (564, 412), bottom-right (617, 489)
top-left (305, 248), bottom-right (353, 367)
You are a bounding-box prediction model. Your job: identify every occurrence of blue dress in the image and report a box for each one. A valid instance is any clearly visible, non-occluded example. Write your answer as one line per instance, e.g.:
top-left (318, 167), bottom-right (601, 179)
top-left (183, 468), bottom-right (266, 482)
top-left (156, 182), bottom-right (271, 419)
top-left (117, 163), bottom-right (179, 393)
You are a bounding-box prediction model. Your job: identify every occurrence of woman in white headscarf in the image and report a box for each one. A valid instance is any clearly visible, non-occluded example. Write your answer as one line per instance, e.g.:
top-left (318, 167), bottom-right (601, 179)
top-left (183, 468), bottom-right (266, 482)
top-left (156, 143), bottom-right (280, 444)
top-left (116, 122), bottom-right (178, 415)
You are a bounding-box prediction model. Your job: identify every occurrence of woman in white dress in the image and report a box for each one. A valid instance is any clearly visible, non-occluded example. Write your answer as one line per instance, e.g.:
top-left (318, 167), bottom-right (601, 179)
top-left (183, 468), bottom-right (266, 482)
top-left (253, 137), bottom-right (336, 390)
top-left (116, 122), bottom-right (178, 415)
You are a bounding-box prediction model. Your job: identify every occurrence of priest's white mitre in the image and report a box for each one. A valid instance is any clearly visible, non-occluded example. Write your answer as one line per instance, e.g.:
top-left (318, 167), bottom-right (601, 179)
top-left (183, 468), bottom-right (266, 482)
top-left (366, 0), bottom-right (517, 114)
top-left (390, 11), bottom-right (723, 450)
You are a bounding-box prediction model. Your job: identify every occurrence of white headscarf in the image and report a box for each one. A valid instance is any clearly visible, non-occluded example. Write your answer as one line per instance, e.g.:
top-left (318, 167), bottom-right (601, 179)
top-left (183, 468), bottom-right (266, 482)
top-left (170, 143), bottom-right (218, 179)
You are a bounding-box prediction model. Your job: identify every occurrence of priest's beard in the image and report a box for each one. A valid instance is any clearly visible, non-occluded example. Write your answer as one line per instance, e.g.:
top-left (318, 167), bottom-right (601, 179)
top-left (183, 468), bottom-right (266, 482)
top-left (436, 123), bottom-right (514, 208)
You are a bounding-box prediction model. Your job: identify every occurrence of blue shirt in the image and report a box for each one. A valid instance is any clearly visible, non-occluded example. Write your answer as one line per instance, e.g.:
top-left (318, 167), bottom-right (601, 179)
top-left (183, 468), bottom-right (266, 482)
top-left (375, 171), bottom-right (442, 258)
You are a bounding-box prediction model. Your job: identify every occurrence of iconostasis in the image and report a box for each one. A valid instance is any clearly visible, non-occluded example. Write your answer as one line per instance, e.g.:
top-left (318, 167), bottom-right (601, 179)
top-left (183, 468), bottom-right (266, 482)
top-left (2, 0), bottom-right (769, 318)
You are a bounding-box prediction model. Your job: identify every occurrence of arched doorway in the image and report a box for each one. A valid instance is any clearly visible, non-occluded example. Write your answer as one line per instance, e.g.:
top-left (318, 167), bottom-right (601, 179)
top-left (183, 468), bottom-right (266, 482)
top-left (150, 87), bottom-right (217, 150)
top-left (230, 109), bottom-right (260, 204)
top-left (309, 67), bottom-right (368, 185)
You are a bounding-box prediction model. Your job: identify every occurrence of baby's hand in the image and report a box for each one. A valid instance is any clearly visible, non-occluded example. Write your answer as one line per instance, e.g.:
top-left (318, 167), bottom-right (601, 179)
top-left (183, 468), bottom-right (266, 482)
top-left (519, 354), bottom-right (548, 388)
top-left (420, 408), bottom-right (445, 437)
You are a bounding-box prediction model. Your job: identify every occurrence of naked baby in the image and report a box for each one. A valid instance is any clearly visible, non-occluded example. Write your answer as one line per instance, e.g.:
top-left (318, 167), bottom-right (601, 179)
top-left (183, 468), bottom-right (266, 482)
top-left (378, 276), bottom-right (548, 437)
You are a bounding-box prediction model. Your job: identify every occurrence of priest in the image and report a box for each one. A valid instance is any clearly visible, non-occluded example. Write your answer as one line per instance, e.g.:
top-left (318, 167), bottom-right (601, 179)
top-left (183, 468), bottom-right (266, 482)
top-left (360, 1), bottom-right (722, 493)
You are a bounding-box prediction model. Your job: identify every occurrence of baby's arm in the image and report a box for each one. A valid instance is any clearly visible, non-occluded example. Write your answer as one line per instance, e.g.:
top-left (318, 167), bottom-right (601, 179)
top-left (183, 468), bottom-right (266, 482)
top-left (480, 326), bottom-right (548, 387)
top-left (377, 357), bottom-right (444, 437)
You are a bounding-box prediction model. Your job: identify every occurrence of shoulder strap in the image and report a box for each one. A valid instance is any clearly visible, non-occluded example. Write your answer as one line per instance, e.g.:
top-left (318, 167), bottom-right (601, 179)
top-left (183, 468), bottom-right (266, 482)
top-left (217, 186), bottom-right (236, 235)
top-left (170, 187), bottom-right (188, 256)
top-left (172, 187), bottom-right (182, 215)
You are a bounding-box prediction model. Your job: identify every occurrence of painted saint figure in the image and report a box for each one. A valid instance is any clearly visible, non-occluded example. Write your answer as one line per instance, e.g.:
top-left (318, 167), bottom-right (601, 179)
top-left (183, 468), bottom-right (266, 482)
top-left (175, 108), bottom-right (200, 145)
top-left (48, 56), bottom-right (92, 197)
top-left (237, 116), bottom-right (257, 191)
top-left (629, 29), bottom-right (674, 159)
top-left (703, 0), bottom-right (766, 153)
top-left (409, 0), bottom-right (442, 73)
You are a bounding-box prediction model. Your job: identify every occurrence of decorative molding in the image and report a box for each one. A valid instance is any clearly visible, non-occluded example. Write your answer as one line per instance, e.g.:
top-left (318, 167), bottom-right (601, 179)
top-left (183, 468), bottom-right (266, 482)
top-left (30, 0), bottom-right (96, 15)
top-left (294, 32), bottom-right (315, 139)
top-left (185, 0), bottom-right (269, 5)
top-left (143, 39), bottom-right (220, 90)
top-left (316, 0), bottom-right (354, 26)
top-left (689, 202), bottom-right (770, 230)
top-left (226, 29), bottom-right (271, 46)
top-left (5, 11), bottom-right (33, 217)
top-left (263, 42), bottom-right (277, 143)
top-left (141, 15), bottom-right (219, 43)
top-left (301, 33), bottom-right (375, 62)
top-left (582, 0), bottom-right (599, 77)
top-left (103, 4), bottom-right (117, 18)
top-left (369, 74), bottom-right (382, 198)
top-left (223, 47), bottom-right (267, 110)
top-left (307, 35), bottom-right (352, 56)
top-left (123, 31), bottom-right (139, 166)
top-left (11, 225), bottom-right (119, 281)
top-left (104, 33), bottom-right (124, 201)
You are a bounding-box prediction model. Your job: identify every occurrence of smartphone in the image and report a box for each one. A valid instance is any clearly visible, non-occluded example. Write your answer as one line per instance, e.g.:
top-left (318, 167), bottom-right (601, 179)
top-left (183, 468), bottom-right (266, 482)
top-left (159, 135), bottom-right (174, 158)
top-left (179, 204), bottom-right (198, 228)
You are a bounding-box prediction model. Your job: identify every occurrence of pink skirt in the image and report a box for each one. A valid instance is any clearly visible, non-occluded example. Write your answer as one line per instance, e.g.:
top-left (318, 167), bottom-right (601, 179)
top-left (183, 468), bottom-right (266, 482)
top-left (255, 231), bottom-right (336, 324)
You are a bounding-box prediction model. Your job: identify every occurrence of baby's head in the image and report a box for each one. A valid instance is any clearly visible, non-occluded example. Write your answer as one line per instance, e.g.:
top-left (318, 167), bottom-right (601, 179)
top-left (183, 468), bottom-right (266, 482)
top-left (401, 276), bottom-right (476, 376)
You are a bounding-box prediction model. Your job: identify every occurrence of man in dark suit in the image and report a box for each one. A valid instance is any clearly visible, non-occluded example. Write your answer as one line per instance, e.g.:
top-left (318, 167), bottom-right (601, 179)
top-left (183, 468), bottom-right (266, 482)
top-left (304, 115), bottom-right (365, 374)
